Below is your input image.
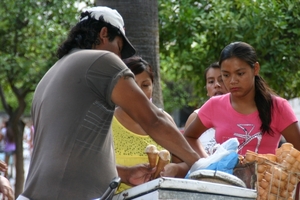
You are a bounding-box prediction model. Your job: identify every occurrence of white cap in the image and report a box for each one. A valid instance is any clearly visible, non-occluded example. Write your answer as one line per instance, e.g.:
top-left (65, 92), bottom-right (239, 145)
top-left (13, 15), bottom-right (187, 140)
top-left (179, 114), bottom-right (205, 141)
top-left (81, 6), bottom-right (136, 59)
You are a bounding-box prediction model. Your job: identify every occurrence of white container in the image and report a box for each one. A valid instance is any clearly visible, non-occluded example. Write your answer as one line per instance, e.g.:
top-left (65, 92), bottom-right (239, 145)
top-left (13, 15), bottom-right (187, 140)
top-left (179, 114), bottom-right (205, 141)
top-left (112, 177), bottom-right (257, 200)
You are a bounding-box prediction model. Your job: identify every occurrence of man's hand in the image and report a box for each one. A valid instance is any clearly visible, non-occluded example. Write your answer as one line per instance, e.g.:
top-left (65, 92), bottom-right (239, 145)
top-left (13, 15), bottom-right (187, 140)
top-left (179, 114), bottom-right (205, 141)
top-left (161, 162), bottom-right (191, 178)
top-left (118, 164), bottom-right (155, 187)
top-left (160, 163), bottom-right (178, 178)
top-left (0, 176), bottom-right (14, 200)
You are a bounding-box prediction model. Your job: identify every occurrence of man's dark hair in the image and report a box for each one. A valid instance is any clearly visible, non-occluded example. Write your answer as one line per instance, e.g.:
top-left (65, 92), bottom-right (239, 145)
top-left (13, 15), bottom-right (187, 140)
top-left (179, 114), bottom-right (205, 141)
top-left (57, 11), bottom-right (122, 59)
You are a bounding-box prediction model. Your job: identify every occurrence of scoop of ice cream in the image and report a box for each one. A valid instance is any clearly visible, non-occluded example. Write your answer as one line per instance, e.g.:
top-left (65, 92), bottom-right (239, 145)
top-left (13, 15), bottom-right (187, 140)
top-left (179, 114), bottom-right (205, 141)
top-left (145, 144), bottom-right (158, 154)
top-left (158, 150), bottom-right (170, 161)
top-left (145, 145), bottom-right (159, 169)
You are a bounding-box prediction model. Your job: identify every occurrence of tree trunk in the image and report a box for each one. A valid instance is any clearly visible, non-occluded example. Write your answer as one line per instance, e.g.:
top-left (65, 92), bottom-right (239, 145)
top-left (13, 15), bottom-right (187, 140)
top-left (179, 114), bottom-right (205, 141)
top-left (96, 0), bottom-right (164, 108)
top-left (9, 114), bottom-right (25, 197)
top-left (0, 83), bottom-right (27, 197)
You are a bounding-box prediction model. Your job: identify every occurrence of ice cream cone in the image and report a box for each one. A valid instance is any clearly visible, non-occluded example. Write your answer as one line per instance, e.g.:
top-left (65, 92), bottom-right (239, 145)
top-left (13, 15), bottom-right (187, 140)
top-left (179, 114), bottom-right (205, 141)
top-left (145, 144), bottom-right (158, 168)
top-left (147, 153), bottom-right (158, 168)
top-left (153, 150), bottom-right (170, 179)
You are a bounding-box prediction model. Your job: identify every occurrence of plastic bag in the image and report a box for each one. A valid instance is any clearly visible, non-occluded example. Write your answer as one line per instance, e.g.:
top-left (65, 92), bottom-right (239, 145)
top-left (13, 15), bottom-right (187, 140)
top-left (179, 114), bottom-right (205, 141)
top-left (187, 138), bottom-right (239, 177)
top-left (206, 151), bottom-right (239, 174)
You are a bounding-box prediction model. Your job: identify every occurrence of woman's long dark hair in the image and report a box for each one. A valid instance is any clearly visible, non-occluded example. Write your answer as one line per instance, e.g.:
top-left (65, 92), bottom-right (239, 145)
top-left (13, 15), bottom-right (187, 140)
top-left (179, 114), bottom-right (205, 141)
top-left (219, 42), bottom-right (275, 135)
top-left (57, 11), bottom-right (122, 59)
top-left (123, 56), bottom-right (154, 82)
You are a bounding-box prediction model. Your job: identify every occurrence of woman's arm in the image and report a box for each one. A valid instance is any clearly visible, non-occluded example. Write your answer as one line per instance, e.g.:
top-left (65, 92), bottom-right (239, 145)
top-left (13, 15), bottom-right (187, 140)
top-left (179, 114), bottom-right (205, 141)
top-left (184, 116), bottom-right (209, 158)
top-left (281, 122), bottom-right (300, 151)
top-left (184, 112), bottom-right (197, 129)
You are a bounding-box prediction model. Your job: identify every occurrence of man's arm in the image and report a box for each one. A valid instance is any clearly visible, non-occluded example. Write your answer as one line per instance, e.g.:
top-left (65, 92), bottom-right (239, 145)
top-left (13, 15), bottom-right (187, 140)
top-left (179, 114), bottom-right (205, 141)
top-left (111, 76), bottom-right (202, 167)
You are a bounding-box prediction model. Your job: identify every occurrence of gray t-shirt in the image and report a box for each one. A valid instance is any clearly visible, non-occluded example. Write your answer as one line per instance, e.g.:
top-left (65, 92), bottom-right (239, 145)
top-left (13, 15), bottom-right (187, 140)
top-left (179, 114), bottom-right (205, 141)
top-left (22, 49), bottom-right (134, 199)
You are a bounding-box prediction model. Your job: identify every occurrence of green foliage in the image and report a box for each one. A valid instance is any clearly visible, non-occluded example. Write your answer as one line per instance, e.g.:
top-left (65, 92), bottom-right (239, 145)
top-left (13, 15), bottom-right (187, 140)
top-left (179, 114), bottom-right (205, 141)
top-left (159, 0), bottom-right (300, 111)
top-left (0, 0), bottom-right (94, 114)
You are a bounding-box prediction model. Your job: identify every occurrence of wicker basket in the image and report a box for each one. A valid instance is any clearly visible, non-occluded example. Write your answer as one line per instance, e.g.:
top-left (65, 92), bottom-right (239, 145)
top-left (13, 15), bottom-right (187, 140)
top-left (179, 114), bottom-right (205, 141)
top-left (234, 143), bottom-right (300, 200)
top-left (255, 159), bottom-right (299, 200)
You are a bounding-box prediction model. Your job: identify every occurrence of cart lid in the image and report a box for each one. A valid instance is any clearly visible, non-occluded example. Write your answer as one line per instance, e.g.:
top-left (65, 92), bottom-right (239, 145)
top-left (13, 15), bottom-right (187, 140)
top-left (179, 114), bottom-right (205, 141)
top-left (113, 177), bottom-right (257, 199)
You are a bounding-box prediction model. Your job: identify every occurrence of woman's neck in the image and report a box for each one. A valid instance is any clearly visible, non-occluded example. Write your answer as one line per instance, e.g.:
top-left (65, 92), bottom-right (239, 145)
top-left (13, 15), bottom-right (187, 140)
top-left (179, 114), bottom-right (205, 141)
top-left (230, 92), bottom-right (257, 115)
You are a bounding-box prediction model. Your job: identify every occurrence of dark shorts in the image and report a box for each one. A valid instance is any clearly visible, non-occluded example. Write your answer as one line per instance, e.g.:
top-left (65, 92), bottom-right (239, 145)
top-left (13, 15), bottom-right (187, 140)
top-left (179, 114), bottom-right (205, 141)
top-left (5, 151), bottom-right (16, 156)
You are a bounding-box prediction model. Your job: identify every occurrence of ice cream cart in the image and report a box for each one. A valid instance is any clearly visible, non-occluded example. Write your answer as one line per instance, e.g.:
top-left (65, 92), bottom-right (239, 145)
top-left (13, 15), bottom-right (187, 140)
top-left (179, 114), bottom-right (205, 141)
top-left (112, 177), bottom-right (257, 200)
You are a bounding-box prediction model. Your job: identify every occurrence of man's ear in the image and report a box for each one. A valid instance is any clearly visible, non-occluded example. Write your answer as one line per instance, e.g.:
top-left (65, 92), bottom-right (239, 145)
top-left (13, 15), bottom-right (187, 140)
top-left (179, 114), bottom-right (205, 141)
top-left (99, 27), bottom-right (109, 43)
top-left (254, 62), bottom-right (260, 75)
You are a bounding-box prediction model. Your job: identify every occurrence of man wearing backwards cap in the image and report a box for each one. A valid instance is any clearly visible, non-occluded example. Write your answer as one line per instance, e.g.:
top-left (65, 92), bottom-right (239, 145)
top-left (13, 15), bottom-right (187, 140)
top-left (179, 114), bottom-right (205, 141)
top-left (17, 6), bottom-right (202, 200)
